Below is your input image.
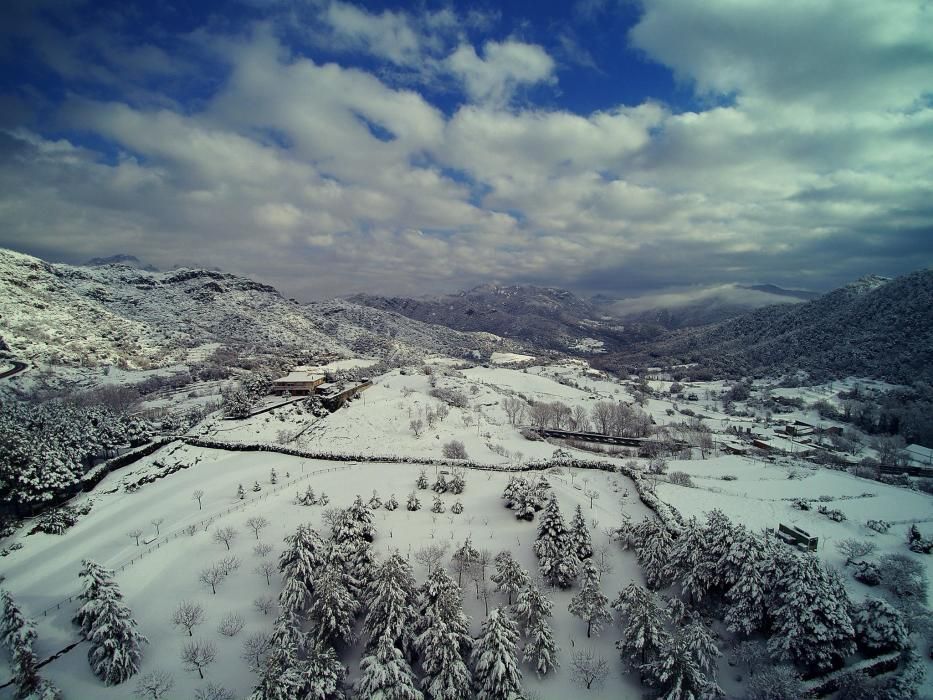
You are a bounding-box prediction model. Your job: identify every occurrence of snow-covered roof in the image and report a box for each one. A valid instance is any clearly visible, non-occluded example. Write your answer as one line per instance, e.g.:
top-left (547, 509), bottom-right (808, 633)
top-left (906, 443), bottom-right (933, 465)
top-left (273, 370), bottom-right (325, 384)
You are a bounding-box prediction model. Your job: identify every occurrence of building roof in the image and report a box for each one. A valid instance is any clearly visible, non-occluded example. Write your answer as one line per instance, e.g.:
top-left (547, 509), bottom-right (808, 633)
top-left (906, 443), bottom-right (933, 465)
top-left (273, 370), bottom-right (325, 384)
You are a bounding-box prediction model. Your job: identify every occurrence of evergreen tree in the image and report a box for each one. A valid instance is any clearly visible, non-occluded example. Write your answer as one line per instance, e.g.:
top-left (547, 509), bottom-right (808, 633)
top-left (278, 525), bottom-right (324, 616)
top-left (248, 614), bottom-right (305, 700)
top-left (237, 484), bottom-right (246, 500)
top-left (470, 609), bottom-right (522, 700)
top-left (767, 551), bottom-right (855, 672)
top-left (568, 560), bottom-right (611, 638)
top-left (490, 552), bottom-right (529, 605)
top-left (682, 617), bottom-right (720, 676)
top-left (717, 525), bottom-right (763, 593)
top-left (852, 597), bottom-right (909, 655)
top-left (299, 639), bottom-right (347, 700)
top-left (569, 505), bottom-right (593, 560)
top-left (613, 582), bottom-right (670, 667)
top-left (534, 494), bottom-right (577, 588)
top-left (664, 517), bottom-right (714, 604)
top-left (724, 536), bottom-right (769, 637)
top-left (357, 633), bottom-right (423, 700)
top-left (384, 494), bottom-right (399, 510)
top-left (407, 492), bottom-right (421, 511)
top-left (415, 569), bottom-right (472, 650)
top-left (416, 471), bottom-right (429, 489)
top-left (1, 590), bottom-right (41, 697)
top-left (73, 560), bottom-right (122, 637)
top-left (365, 553), bottom-right (418, 659)
top-left (309, 561), bottom-right (359, 646)
top-left (512, 584), bottom-right (558, 677)
top-left (416, 617), bottom-right (472, 699)
top-left (85, 592), bottom-right (148, 684)
top-left (643, 631), bottom-right (721, 700)
top-left (700, 509), bottom-right (737, 591)
top-left (449, 471), bottom-right (466, 494)
top-left (633, 517), bottom-right (673, 590)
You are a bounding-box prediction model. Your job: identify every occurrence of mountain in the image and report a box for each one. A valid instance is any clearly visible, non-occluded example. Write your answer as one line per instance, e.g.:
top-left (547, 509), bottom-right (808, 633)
top-left (0, 248), bottom-right (522, 371)
top-left (349, 283), bottom-right (661, 354)
top-left (599, 271), bottom-right (933, 384)
top-left (597, 283), bottom-right (819, 330)
top-left (84, 254), bottom-right (159, 272)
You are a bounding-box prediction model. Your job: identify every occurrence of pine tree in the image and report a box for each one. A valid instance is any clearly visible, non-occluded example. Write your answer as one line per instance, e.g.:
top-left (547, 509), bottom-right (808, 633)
top-left (853, 597), bottom-right (909, 655)
top-left (339, 495), bottom-right (376, 543)
top-left (247, 614), bottom-right (304, 700)
top-left (385, 494), bottom-right (399, 510)
top-left (237, 484), bottom-right (246, 500)
top-left (470, 609), bottom-right (522, 700)
top-left (512, 583), bottom-right (558, 676)
top-left (253, 481), bottom-right (262, 492)
top-left (417, 471), bottom-right (429, 489)
top-left (85, 592), bottom-right (148, 684)
top-left (299, 639), bottom-right (347, 700)
top-left (716, 525), bottom-right (762, 592)
top-left (534, 494), bottom-right (577, 588)
top-left (73, 560), bottom-right (123, 637)
top-left (767, 551), bottom-right (855, 672)
top-left (665, 517), bottom-right (714, 604)
top-left (569, 505), bottom-right (593, 560)
top-left (415, 569), bottom-right (473, 698)
top-left (643, 631), bottom-right (721, 700)
top-left (432, 495), bottom-right (445, 513)
top-left (278, 525), bottom-right (324, 616)
top-left (407, 492), bottom-right (421, 511)
top-left (1, 590), bottom-right (41, 697)
top-left (682, 617), bottom-right (720, 676)
top-left (613, 582), bottom-right (670, 667)
top-left (309, 561), bottom-right (359, 646)
top-left (633, 517), bottom-right (673, 590)
top-left (297, 486), bottom-right (317, 506)
top-left (357, 633), bottom-right (424, 700)
top-left (449, 471), bottom-right (465, 494)
top-left (365, 553), bottom-right (418, 659)
top-left (490, 552), bottom-right (529, 605)
top-left (568, 560), bottom-right (611, 638)
top-left (724, 535), bottom-right (769, 637)
top-left (700, 509), bottom-right (737, 591)
top-left (270, 468), bottom-right (278, 484)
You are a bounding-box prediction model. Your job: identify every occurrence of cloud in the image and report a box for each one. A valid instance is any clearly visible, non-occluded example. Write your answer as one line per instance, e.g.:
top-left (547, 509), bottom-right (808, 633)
top-left (445, 40), bottom-right (556, 105)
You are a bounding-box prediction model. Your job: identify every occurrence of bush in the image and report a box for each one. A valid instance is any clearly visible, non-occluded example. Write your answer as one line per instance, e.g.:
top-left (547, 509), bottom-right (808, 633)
top-left (442, 440), bottom-right (468, 460)
top-left (429, 387), bottom-right (469, 408)
top-left (217, 612), bottom-right (245, 637)
top-left (668, 471), bottom-right (694, 487)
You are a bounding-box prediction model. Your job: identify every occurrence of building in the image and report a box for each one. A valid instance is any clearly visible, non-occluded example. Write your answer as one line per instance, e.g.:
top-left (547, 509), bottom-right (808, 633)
top-left (905, 443), bottom-right (933, 468)
top-left (271, 370), bottom-right (325, 395)
top-left (317, 379), bottom-right (373, 409)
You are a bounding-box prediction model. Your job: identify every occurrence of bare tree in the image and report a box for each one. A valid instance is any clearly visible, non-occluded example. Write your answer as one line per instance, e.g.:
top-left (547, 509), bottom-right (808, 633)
top-left (192, 489), bottom-right (205, 510)
top-left (253, 542), bottom-right (273, 558)
top-left (217, 612), bottom-right (245, 637)
top-left (245, 516), bottom-right (270, 540)
top-left (151, 517), bottom-right (165, 536)
top-left (212, 526), bottom-right (238, 550)
top-left (241, 632), bottom-right (274, 673)
top-left (570, 649), bottom-right (609, 690)
top-left (501, 397), bottom-right (527, 426)
top-left (590, 402), bottom-right (614, 434)
top-left (134, 670), bottom-right (175, 699)
top-left (181, 640), bottom-right (217, 679)
top-left (128, 528), bottom-right (144, 546)
top-left (198, 564), bottom-right (227, 595)
top-left (414, 542), bottom-right (449, 575)
top-left (584, 488), bottom-right (600, 509)
top-left (571, 404), bottom-right (590, 432)
top-left (410, 418), bottom-right (424, 437)
top-left (837, 538), bottom-right (877, 565)
top-left (172, 601), bottom-right (206, 636)
top-left (194, 683), bottom-right (235, 700)
top-left (255, 560), bottom-right (277, 586)
top-left (593, 543), bottom-right (614, 578)
top-left (217, 555), bottom-right (240, 576)
top-left (253, 596), bottom-right (276, 616)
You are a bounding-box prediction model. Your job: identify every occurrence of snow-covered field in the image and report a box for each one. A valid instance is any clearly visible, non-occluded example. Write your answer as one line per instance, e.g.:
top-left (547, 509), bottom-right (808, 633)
top-left (0, 442), bottom-right (649, 699)
top-left (2, 357), bottom-right (932, 698)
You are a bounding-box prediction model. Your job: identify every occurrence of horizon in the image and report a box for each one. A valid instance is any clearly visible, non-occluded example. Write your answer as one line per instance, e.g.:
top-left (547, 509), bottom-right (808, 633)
top-left (1, 0), bottom-right (932, 299)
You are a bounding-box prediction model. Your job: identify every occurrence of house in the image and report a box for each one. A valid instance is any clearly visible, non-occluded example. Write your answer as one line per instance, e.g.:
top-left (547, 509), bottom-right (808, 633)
top-left (318, 379), bottom-right (373, 410)
top-left (271, 370), bottom-right (325, 395)
top-left (785, 421), bottom-right (815, 437)
top-left (906, 444), bottom-right (933, 467)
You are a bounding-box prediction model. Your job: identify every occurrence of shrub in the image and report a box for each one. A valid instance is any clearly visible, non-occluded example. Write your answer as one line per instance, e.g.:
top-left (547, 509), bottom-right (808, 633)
top-left (217, 612), bottom-right (245, 637)
top-left (429, 387), bottom-right (469, 408)
top-left (442, 440), bottom-right (468, 459)
top-left (668, 471), bottom-right (694, 487)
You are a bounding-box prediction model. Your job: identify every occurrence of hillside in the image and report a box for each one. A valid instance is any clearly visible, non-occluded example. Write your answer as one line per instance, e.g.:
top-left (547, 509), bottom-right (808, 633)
top-left (0, 249), bottom-right (522, 371)
top-left (350, 283), bottom-right (661, 354)
top-left (604, 271), bottom-right (933, 383)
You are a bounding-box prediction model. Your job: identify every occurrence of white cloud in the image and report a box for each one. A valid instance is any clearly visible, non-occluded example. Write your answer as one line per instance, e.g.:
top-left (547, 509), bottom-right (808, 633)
top-left (445, 40), bottom-right (556, 105)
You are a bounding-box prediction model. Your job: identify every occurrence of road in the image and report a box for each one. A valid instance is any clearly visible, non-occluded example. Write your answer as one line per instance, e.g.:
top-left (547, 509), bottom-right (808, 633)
top-left (0, 360), bottom-right (28, 379)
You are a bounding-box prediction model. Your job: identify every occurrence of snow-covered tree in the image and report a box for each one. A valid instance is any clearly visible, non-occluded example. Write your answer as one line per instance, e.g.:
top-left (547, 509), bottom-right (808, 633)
top-left (85, 590), bottom-right (148, 684)
top-left (416, 613), bottom-right (473, 699)
top-left (278, 524), bottom-right (324, 616)
top-left (470, 609), bottom-right (522, 700)
top-left (490, 552), bottom-right (529, 605)
top-left (569, 505), bottom-right (593, 561)
top-left (432, 496), bottom-right (445, 513)
top-left (1, 589), bottom-right (41, 697)
top-left (365, 552), bottom-right (418, 659)
top-left (385, 494), bottom-right (399, 510)
top-left (452, 538), bottom-right (480, 587)
top-left (512, 583), bottom-right (558, 676)
top-left (682, 617), bottom-right (721, 676)
top-left (724, 535), bottom-right (769, 637)
top-left (613, 582), bottom-right (670, 667)
top-left (248, 614), bottom-right (305, 700)
top-left (643, 630), bottom-right (722, 700)
top-left (309, 561), bottom-right (359, 646)
top-left (664, 517), bottom-right (714, 604)
top-left (298, 639), bottom-right (347, 700)
top-left (357, 633), bottom-right (423, 700)
top-left (407, 492), bottom-right (421, 511)
top-left (73, 560), bottom-right (122, 637)
top-left (852, 597), bottom-right (909, 655)
top-left (767, 551), bottom-right (855, 672)
top-left (569, 560), bottom-right (612, 638)
top-left (534, 494), bottom-right (577, 589)
top-left (416, 471), bottom-right (429, 489)
top-left (171, 601), bottom-right (205, 637)
top-left (449, 470), bottom-right (466, 494)
top-left (632, 517), bottom-right (673, 590)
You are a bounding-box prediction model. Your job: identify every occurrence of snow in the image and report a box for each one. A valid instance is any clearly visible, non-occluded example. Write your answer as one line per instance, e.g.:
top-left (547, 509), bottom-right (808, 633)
top-left (489, 352), bottom-right (536, 365)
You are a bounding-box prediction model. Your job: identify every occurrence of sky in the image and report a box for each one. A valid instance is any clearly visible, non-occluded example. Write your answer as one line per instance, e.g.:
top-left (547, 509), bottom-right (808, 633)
top-left (0, 0), bottom-right (931, 300)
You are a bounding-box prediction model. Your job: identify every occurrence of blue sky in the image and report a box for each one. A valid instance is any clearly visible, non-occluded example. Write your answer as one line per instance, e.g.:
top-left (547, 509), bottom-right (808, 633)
top-left (0, 0), bottom-right (931, 300)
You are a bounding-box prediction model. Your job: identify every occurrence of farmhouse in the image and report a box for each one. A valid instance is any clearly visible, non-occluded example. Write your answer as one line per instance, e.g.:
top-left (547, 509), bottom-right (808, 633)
top-left (271, 370), bottom-right (325, 395)
top-left (905, 443), bottom-right (933, 468)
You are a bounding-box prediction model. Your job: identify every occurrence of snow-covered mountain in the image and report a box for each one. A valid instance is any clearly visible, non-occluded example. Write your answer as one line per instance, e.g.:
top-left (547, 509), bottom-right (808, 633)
top-left (0, 248), bottom-right (521, 370)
